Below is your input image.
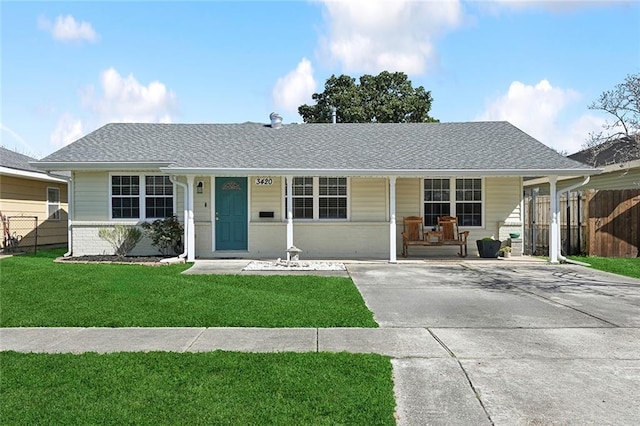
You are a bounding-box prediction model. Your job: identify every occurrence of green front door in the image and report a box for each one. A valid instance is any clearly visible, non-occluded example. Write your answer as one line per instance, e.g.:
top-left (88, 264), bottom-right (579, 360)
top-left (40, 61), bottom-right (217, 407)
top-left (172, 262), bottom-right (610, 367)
top-left (215, 177), bottom-right (248, 250)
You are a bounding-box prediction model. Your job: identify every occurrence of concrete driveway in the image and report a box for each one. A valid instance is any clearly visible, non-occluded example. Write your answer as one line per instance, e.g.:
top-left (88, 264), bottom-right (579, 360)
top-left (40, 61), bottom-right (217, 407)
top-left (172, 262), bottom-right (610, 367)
top-left (347, 260), bottom-right (640, 425)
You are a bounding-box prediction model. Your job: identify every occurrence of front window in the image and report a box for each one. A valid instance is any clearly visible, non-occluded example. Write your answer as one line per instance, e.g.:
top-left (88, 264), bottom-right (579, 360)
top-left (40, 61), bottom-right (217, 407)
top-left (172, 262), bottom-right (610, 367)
top-left (423, 178), bottom-right (482, 227)
top-left (145, 176), bottom-right (173, 219)
top-left (111, 174), bottom-right (173, 220)
top-left (291, 177), bottom-right (313, 219)
top-left (285, 177), bottom-right (348, 220)
top-left (47, 187), bottom-right (61, 220)
top-left (423, 179), bottom-right (450, 227)
top-left (111, 175), bottom-right (140, 219)
top-left (319, 177), bottom-right (347, 219)
top-left (455, 178), bottom-right (482, 227)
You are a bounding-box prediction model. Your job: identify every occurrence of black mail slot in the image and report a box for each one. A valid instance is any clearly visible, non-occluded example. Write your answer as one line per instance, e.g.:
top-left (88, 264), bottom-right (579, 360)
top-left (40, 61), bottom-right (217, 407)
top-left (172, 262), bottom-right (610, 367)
top-left (259, 211), bottom-right (275, 218)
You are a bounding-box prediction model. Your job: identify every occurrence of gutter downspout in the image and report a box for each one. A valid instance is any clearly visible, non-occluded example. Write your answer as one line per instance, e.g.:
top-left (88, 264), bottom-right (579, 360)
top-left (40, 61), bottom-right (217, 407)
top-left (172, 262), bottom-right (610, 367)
top-left (64, 174), bottom-right (74, 257)
top-left (555, 176), bottom-right (590, 263)
top-left (285, 176), bottom-right (294, 261)
top-left (556, 176), bottom-right (590, 262)
top-left (169, 175), bottom-right (189, 259)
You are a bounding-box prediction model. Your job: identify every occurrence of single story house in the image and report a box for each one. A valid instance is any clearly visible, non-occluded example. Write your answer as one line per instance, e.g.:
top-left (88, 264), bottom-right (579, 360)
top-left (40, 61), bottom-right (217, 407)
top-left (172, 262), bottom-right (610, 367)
top-left (1, 147), bottom-right (68, 251)
top-left (35, 118), bottom-right (599, 262)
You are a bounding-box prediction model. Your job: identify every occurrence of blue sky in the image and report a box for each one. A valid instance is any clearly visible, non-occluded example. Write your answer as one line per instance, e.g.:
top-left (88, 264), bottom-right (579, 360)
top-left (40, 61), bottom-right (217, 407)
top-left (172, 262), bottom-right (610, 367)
top-left (2, 0), bottom-right (639, 159)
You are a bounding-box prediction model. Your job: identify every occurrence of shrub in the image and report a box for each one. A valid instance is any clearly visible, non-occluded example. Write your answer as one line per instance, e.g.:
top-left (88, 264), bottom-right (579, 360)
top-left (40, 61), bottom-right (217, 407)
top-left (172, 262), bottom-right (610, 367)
top-left (141, 216), bottom-right (183, 256)
top-left (98, 225), bottom-right (143, 258)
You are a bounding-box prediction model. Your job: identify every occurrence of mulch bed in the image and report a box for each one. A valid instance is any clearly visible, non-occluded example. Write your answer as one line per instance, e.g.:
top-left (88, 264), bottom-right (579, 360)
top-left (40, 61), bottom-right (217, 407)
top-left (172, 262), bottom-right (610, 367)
top-left (55, 255), bottom-right (177, 266)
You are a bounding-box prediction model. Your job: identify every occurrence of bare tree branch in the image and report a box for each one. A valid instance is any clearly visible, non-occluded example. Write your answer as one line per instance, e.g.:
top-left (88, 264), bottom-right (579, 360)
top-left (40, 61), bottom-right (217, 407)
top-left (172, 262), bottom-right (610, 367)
top-left (583, 73), bottom-right (640, 167)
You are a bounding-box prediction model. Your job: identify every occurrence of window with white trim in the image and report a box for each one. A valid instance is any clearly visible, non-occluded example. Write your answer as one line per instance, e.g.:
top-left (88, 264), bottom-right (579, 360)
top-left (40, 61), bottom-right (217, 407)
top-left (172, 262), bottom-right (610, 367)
top-left (455, 178), bottom-right (482, 227)
top-left (47, 187), bottom-right (61, 220)
top-left (291, 177), bottom-right (313, 219)
top-left (145, 175), bottom-right (173, 219)
top-left (285, 177), bottom-right (348, 220)
top-left (110, 175), bottom-right (173, 219)
top-left (423, 178), bottom-right (482, 227)
top-left (319, 177), bottom-right (347, 219)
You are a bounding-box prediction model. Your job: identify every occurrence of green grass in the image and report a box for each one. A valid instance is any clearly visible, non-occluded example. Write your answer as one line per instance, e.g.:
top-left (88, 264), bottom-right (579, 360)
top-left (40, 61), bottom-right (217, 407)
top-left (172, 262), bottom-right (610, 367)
top-left (0, 351), bottom-right (396, 425)
top-left (568, 256), bottom-right (640, 279)
top-left (0, 250), bottom-right (377, 327)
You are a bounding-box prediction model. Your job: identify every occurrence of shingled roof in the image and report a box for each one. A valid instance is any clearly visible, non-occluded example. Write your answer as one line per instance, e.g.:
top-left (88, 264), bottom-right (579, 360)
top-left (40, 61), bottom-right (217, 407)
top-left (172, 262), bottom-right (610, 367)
top-left (568, 137), bottom-right (640, 167)
top-left (0, 146), bottom-right (42, 172)
top-left (37, 121), bottom-right (597, 176)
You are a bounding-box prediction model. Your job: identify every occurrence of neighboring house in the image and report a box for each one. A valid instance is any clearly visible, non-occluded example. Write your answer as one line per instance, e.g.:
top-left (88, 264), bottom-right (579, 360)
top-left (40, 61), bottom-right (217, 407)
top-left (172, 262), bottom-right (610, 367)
top-left (525, 138), bottom-right (639, 257)
top-left (1, 147), bottom-right (68, 251)
top-left (35, 119), bottom-right (598, 262)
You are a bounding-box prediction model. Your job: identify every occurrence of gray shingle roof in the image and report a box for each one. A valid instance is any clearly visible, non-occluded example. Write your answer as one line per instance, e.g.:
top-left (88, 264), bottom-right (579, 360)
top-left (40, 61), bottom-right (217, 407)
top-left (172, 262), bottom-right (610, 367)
top-left (568, 137), bottom-right (640, 166)
top-left (0, 146), bottom-right (41, 172)
top-left (38, 121), bottom-right (595, 174)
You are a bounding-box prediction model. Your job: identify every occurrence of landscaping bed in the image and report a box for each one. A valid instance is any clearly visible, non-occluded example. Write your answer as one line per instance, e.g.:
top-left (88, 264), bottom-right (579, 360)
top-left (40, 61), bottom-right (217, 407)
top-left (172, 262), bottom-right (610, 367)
top-left (55, 255), bottom-right (176, 265)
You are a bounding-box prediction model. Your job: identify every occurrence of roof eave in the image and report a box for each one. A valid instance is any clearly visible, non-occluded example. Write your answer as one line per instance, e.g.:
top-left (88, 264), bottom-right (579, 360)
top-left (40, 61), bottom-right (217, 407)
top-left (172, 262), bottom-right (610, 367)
top-left (32, 161), bottom-right (174, 172)
top-left (160, 167), bottom-right (603, 178)
top-left (0, 166), bottom-right (68, 183)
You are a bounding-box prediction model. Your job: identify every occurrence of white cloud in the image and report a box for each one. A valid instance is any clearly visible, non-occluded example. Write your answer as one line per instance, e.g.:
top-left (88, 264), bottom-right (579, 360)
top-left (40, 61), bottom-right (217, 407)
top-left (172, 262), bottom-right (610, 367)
top-left (318, 0), bottom-right (464, 74)
top-left (272, 58), bottom-right (317, 114)
top-left (50, 114), bottom-right (84, 148)
top-left (473, 0), bottom-right (614, 14)
top-left (38, 15), bottom-right (99, 43)
top-left (476, 79), bottom-right (604, 153)
top-left (49, 68), bottom-right (177, 148)
top-left (84, 67), bottom-right (178, 123)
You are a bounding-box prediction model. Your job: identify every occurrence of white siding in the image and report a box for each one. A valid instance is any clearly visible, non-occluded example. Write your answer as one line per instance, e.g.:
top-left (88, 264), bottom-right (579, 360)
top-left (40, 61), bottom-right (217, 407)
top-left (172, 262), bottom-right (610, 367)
top-left (396, 178), bottom-right (421, 218)
top-left (193, 177), bottom-right (211, 222)
top-left (70, 173), bottom-right (525, 259)
top-left (350, 178), bottom-right (387, 221)
top-left (484, 176), bottom-right (523, 241)
top-left (570, 168), bottom-right (640, 191)
top-left (71, 171), bottom-right (184, 256)
top-left (74, 171), bottom-right (109, 221)
top-left (250, 176), bottom-right (282, 222)
top-left (394, 177), bottom-right (523, 257)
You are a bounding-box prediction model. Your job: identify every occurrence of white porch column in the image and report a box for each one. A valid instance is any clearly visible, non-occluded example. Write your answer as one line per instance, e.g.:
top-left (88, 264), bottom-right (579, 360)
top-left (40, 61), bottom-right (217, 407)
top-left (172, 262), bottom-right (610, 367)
top-left (549, 175), bottom-right (560, 264)
top-left (186, 175), bottom-right (196, 262)
top-left (64, 174), bottom-right (74, 257)
top-left (389, 176), bottom-right (397, 263)
top-left (285, 175), bottom-right (294, 261)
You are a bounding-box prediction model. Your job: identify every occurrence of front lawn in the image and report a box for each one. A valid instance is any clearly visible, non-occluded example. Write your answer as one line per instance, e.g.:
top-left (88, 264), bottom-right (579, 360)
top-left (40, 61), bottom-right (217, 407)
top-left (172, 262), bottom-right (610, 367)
top-left (0, 250), bottom-right (377, 327)
top-left (569, 256), bottom-right (640, 279)
top-left (1, 351), bottom-right (396, 425)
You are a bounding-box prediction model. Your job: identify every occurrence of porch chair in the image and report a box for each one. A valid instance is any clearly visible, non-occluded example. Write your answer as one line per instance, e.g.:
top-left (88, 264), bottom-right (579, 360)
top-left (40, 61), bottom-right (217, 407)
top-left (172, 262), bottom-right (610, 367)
top-left (436, 216), bottom-right (469, 257)
top-left (401, 216), bottom-right (425, 257)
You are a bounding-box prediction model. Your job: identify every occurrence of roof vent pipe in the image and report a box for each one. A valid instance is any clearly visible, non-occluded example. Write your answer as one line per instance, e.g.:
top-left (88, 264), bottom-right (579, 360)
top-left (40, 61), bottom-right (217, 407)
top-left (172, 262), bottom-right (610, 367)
top-left (331, 106), bottom-right (337, 124)
top-left (270, 112), bottom-right (283, 129)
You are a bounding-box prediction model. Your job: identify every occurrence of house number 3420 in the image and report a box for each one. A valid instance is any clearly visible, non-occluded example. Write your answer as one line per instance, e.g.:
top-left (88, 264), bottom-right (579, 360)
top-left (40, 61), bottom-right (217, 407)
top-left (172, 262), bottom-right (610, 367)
top-left (255, 178), bottom-right (273, 186)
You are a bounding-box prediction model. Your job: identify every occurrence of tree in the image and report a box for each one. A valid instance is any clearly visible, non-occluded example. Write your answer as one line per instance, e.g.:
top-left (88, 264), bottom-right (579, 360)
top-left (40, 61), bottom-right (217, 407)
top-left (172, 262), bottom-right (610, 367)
top-left (298, 71), bottom-right (438, 123)
top-left (582, 73), bottom-right (639, 166)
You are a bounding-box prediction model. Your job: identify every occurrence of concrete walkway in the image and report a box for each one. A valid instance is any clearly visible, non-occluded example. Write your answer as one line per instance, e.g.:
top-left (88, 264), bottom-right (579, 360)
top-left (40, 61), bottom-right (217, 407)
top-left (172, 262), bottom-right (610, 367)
top-left (2, 259), bottom-right (640, 425)
top-left (0, 327), bottom-right (441, 358)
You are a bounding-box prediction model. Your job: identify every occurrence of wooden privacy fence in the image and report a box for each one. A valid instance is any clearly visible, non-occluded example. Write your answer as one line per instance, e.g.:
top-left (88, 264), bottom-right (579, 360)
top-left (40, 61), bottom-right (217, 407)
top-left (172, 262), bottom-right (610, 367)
top-left (524, 191), bottom-right (586, 256)
top-left (524, 189), bottom-right (640, 258)
top-left (587, 189), bottom-right (640, 257)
